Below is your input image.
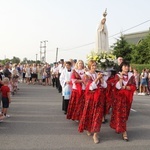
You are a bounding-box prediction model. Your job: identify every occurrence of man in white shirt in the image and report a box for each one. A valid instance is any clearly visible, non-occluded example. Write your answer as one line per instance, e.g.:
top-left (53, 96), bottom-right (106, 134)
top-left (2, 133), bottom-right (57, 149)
top-left (51, 62), bottom-right (59, 87)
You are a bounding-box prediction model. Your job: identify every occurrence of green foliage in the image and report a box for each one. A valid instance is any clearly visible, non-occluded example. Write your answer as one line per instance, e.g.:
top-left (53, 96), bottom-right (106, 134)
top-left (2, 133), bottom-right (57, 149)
top-left (131, 34), bottom-right (150, 64)
top-left (131, 64), bottom-right (150, 73)
top-left (112, 34), bottom-right (150, 64)
top-left (0, 58), bottom-right (10, 65)
top-left (11, 56), bottom-right (20, 64)
top-left (112, 36), bottom-right (132, 62)
top-left (0, 57), bottom-right (20, 65)
top-left (21, 58), bottom-right (28, 64)
top-left (21, 57), bottom-right (41, 64)
top-left (36, 60), bottom-right (41, 64)
top-left (0, 57), bottom-right (41, 65)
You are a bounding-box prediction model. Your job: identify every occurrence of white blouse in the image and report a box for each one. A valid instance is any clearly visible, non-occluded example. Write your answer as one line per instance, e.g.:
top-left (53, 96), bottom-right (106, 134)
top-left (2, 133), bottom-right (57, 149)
top-left (72, 69), bottom-right (85, 90)
top-left (116, 72), bottom-right (133, 89)
top-left (86, 72), bottom-right (107, 90)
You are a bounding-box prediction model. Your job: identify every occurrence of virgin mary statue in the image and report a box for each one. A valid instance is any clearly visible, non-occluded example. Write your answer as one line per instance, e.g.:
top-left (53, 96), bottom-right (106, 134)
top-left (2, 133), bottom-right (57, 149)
top-left (95, 9), bottom-right (109, 53)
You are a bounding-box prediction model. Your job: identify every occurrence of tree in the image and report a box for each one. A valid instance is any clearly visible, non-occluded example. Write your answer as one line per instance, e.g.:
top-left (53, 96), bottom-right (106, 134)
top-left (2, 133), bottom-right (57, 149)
top-left (112, 36), bottom-right (132, 62)
top-left (1, 58), bottom-right (10, 65)
top-left (21, 58), bottom-right (39, 64)
top-left (11, 56), bottom-right (20, 64)
top-left (36, 60), bottom-right (41, 64)
top-left (22, 57), bottom-right (28, 64)
top-left (0, 57), bottom-right (41, 65)
top-left (131, 34), bottom-right (150, 64)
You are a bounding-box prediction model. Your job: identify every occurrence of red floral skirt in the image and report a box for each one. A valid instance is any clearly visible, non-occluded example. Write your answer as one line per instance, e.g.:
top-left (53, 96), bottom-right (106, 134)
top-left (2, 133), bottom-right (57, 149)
top-left (67, 90), bottom-right (85, 121)
top-left (78, 89), bottom-right (105, 133)
top-left (110, 90), bottom-right (133, 133)
top-left (104, 86), bottom-right (115, 115)
top-left (104, 78), bottom-right (116, 115)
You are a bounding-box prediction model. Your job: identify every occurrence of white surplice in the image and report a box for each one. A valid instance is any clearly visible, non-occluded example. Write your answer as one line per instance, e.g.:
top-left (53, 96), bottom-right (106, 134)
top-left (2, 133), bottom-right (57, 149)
top-left (59, 68), bottom-right (73, 98)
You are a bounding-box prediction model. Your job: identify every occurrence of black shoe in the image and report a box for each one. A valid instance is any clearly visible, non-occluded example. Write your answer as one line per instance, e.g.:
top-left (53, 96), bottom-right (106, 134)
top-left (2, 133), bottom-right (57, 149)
top-left (64, 112), bottom-right (67, 115)
top-left (102, 119), bottom-right (108, 124)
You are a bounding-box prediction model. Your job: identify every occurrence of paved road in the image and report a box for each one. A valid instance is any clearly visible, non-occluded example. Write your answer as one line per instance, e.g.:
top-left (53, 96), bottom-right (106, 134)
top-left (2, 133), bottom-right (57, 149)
top-left (0, 83), bottom-right (150, 150)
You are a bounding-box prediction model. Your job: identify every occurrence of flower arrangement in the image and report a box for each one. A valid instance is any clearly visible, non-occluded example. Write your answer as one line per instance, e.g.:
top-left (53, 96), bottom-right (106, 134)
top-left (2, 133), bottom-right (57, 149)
top-left (87, 51), bottom-right (117, 70)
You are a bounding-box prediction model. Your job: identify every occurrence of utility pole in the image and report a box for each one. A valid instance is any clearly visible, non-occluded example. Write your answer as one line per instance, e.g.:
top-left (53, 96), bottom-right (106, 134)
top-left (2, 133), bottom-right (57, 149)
top-left (40, 40), bottom-right (48, 63)
top-left (56, 47), bottom-right (58, 62)
top-left (43, 40), bottom-right (48, 63)
top-left (36, 54), bottom-right (38, 63)
top-left (40, 41), bottom-right (42, 63)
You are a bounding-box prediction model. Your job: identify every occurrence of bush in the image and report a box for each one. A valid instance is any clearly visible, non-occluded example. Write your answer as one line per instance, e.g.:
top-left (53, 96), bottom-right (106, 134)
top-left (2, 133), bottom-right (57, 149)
top-left (131, 64), bottom-right (150, 72)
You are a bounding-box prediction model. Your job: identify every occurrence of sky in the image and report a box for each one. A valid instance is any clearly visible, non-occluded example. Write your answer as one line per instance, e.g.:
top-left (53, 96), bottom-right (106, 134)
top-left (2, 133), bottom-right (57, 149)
top-left (0, 0), bottom-right (150, 63)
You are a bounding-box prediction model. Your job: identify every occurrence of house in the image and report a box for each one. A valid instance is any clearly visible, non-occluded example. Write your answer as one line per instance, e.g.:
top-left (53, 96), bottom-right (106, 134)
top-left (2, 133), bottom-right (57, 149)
top-left (124, 29), bottom-right (150, 45)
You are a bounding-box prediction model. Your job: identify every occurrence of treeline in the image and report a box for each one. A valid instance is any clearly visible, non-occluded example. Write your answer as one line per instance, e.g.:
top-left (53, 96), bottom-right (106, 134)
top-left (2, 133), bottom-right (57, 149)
top-left (0, 57), bottom-right (41, 65)
top-left (112, 34), bottom-right (150, 64)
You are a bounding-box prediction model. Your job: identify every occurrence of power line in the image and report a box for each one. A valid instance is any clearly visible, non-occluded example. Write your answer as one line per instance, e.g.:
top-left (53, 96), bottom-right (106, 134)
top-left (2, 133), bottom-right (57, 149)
top-left (47, 49), bottom-right (56, 52)
top-left (60, 42), bottom-right (94, 51)
top-left (59, 19), bottom-right (150, 51)
top-left (109, 19), bottom-right (150, 38)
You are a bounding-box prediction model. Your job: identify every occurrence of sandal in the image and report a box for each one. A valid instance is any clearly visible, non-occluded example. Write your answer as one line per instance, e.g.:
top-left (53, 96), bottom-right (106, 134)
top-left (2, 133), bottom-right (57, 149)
top-left (122, 133), bottom-right (129, 142)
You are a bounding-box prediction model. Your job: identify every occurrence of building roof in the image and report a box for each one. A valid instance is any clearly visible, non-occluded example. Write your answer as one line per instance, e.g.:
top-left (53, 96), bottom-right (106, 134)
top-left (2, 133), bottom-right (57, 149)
top-left (123, 29), bottom-right (150, 45)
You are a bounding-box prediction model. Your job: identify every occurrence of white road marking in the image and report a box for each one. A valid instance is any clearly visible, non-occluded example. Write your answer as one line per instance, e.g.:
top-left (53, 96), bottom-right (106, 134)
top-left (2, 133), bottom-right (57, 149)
top-left (131, 108), bottom-right (137, 112)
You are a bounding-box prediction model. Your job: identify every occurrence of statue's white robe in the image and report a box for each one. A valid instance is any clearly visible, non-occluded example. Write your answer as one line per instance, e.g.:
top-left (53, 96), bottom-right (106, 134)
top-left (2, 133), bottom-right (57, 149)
top-left (95, 22), bottom-right (109, 53)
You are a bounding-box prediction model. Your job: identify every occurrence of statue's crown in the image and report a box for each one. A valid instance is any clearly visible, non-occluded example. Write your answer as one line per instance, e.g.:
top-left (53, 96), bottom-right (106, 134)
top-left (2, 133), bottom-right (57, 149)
top-left (103, 9), bottom-right (107, 17)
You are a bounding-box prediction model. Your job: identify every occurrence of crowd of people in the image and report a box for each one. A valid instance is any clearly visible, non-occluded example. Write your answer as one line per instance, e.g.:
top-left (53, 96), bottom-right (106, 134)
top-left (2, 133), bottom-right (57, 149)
top-left (0, 60), bottom-right (74, 122)
top-left (0, 57), bottom-right (149, 144)
top-left (0, 63), bottom-right (19, 122)
top-left (133, 68), bottom-right (150, 95)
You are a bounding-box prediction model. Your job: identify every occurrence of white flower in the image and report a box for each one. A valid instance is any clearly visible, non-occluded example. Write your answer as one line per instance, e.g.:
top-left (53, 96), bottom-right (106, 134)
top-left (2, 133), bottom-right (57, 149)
top-left (100, 59), bottom-right (106, 63)
top-left (87, 50), bottom-right (117, 70)
top-left (107, 58), bottom-right (111, 61)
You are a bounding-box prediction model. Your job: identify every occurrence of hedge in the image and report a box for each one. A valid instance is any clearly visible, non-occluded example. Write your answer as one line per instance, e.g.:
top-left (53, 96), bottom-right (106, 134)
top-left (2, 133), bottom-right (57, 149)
top-left (131, 64), bottom-right (150, 72)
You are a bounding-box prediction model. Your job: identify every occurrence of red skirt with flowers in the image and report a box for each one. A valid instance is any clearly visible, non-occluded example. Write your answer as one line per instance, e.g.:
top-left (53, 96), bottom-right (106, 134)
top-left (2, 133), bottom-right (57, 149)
top-left (110, 89), bottom-right (134, 133)
top-left (78, 88), bottom-right (105, 133)
top-left (104, 77), bottom-right (116, 115)
top-left (67, 90), bottom-right (85, 121)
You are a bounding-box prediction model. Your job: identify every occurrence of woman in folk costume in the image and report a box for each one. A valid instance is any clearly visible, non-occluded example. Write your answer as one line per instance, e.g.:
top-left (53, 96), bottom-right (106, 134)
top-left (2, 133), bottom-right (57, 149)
top-left (67, 60), bottom-right (85, 121)
top-left (59, 61), bottom-right (73, 114)
top-left (110, 61), bottom-right (136, 141)
top-left (78, 60), bottom-right (107, 144)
